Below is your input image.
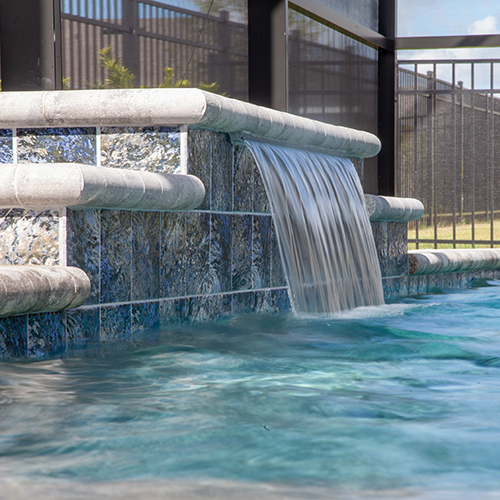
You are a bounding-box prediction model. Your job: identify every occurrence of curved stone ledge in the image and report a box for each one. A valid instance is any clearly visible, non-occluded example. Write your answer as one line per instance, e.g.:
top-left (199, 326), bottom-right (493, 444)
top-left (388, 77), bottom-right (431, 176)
top-left (365, 194), bottom-right (424, 222)
top-left (0, 88), bottom-right (381, 159)
top-left (0, 266), bottom-right (90, 317)
top-left (408, 249), bottom-right (500, 276)
top-left (0, 163), bottom-right (205, 211)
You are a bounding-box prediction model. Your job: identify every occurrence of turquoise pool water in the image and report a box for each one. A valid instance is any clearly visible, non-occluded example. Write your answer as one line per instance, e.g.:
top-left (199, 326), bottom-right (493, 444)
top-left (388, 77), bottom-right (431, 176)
top-left (3, 281), bottom-right (500, 499)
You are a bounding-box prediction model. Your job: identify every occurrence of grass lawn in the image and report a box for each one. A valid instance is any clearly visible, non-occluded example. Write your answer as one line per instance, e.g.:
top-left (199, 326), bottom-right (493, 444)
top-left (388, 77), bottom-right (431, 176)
top-left (408, 221), bottom-right (500, 249)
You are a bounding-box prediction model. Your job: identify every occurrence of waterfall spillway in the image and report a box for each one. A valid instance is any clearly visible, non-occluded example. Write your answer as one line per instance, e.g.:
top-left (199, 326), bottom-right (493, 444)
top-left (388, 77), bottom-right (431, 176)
top-left (245, 138), bottom-right (384, 314)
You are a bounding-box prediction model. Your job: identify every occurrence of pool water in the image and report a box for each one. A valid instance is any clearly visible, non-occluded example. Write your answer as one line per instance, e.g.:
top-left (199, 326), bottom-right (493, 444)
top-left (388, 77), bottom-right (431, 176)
top-left (3, 281), bottom-right (500, 499)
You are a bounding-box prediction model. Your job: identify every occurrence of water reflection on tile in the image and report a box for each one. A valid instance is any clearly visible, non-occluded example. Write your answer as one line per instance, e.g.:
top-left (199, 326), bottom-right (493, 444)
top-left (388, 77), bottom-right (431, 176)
top-left (28, 312), bottom-right (65, 358)
top-left (233, 145), bottom-right (253, 212)
top-left (66, 308), bottom-right (100, 344)
top-left (0, 129), bottom-right (13, 163)
top-left (0, 315), bottom-right (27, 359)
top-left (0, 209), bottom-right (59, 266)
top-left (101, 210), bottom-right (131, 304)
top-left (185, 212), bottom-right (211, 295)
top-left (101, 126), bottom-right (180, 172)
top-left (161, 213), bottom-right (186, 298)
top-left (101, 305), bottom-right (131, 341)
top-left (210, 213), bottom-right (231, 293)
top-left (188, 129), bottom-right (211, 210)
top-left (132, 212), bottom-right (160, 301)
top-left (18, 127), bottom-right (96, 164)
top-left (211, 133), bottom-right (232, 211)
top-left (132, 302), bottom-right (160, 333)
top-left (67, 209), bottom-right (100, 305)
top-left (232, 214), bottom-right (252, 291)
top-left (252, 215), bottom-right (271, 289)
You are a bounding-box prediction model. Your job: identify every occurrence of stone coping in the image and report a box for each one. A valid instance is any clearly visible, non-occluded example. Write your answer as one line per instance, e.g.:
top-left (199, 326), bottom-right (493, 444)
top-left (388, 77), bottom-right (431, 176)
top-left (0, 88), bottom-right (381, 159)
top-left (0, 163), bottom-right (205, 211)
top-left (0, 266), bottom-right (90, 317)
top-left (408, 248), bottom-right (500, 276)
top-left (365, 194), bottom-right (424, 222)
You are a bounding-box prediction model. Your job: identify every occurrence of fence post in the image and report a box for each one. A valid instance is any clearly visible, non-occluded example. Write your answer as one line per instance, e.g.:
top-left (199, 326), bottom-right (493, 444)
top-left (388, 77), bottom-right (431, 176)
top-left (122, 0), bottom-right (139, 79)
top-left (248, 0), bottom-right (288, 111)
top-left (377, 0), bottom-right (396, 196)
top-left (0, 0), bottom-right (62, 90)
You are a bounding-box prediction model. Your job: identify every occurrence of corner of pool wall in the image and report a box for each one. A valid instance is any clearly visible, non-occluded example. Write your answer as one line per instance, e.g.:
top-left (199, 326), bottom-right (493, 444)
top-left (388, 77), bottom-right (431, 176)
top-left (0, 88), bottom-right (499, 359)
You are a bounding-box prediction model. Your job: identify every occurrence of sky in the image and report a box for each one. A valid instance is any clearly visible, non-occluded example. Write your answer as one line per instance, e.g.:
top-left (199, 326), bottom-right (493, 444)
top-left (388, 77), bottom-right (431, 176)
top-left (398, 0), bottom-right (500, 61)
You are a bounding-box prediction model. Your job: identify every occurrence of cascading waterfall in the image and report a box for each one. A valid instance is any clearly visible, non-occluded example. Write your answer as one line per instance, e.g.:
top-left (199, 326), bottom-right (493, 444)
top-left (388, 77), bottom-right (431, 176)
top-left (244, 138), bottom-right (384, 314)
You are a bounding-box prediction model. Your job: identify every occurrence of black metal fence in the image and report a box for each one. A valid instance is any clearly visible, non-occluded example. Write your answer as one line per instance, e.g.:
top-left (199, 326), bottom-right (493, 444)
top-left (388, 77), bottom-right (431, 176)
top-left (397, 60), bottom-right (500, 248)
top-left (61, 0), bottom-right (249, 99)
top-left (60, 0), bottom-right (379, 133)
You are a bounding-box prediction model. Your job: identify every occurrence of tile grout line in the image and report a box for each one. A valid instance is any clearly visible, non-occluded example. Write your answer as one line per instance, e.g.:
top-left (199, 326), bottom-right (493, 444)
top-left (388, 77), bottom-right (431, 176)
top-left (12, 127), bottom-right (18, 163)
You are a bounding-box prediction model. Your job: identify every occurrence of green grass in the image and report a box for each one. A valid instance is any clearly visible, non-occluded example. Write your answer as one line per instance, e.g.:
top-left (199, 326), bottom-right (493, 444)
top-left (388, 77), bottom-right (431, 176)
top-left (408, 222), bottom-right (500, 250)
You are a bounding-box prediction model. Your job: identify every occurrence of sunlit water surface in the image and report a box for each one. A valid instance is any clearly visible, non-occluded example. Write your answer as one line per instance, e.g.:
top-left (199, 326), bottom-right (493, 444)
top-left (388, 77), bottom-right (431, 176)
top-left (3, 282), bottom-right (500, 499)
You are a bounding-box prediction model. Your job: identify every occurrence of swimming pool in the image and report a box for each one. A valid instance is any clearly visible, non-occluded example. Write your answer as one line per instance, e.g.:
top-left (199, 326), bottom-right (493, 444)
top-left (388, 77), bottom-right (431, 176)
top-left (2, 281), bottom-right (500, 499)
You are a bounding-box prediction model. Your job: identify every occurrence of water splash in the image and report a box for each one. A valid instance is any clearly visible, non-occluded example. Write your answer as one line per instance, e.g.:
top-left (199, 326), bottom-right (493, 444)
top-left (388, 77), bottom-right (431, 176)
top-left (245, 138), bottom-right (384, 314)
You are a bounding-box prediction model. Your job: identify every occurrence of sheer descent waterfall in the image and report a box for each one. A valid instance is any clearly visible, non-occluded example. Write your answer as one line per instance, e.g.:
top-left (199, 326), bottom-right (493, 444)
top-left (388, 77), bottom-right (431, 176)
top-left (245, 138), bottom-right (384, 314)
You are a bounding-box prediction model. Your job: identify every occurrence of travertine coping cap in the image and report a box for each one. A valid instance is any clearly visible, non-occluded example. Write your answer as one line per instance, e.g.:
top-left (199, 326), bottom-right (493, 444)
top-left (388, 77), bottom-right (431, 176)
top-left (408, 249), bottom-right (500, 276)
top-left (365, 194), bottom-right (424, 222)
top-left (0, 163), bottom-right (205, 211)
top-left (0, 266), bottom-right (90, 316)
top-left (0, 88), bottom-right (381, 158)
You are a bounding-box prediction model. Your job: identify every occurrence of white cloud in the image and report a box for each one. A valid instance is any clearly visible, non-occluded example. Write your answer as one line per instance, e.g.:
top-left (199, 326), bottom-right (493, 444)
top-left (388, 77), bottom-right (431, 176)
top-left (467, 15), bottom-right (497, 34)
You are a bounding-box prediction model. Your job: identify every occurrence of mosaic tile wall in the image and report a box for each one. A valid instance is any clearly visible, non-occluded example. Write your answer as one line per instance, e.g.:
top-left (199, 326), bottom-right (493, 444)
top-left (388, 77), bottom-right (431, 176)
top-left (0, 127), bottom-right (289, 359)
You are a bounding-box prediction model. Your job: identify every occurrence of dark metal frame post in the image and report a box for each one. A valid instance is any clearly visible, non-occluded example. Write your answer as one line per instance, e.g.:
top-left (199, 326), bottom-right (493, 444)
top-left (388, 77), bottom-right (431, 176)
top-left (248, 0), bottom-right (288, 111)
top-left (122, 0), bottom-right (139, 78)
top-left (0, 0), bottom-right (62, 90)
top-left (377, 0), bottom-right (397, 196)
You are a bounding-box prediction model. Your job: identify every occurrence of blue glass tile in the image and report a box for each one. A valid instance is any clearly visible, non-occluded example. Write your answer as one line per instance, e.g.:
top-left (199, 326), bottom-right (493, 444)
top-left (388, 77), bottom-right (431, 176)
top-left (254, 290), bottom-right (273, 313)
top-left (66, 308), bottom-right (100, 344)
top-left (186, 294), bottom-right (232, 323)
top-left (232, 291), bottom-right (256, 314)
top-left (132, 212), bottom-right (160, 301)
top-left (100, 210), bottom-right (131, 304)
top-left (160, 212), bottom-right (186, 298)
top-left (101, 305), bottom-right (131, 341)
top-left (132, 302), bottom-right (160, 334)
top-left (160, 299), bottom-right (188, 326)
top-left (0, 209), bottom-right (59, 266)
top-left (187, 296), bottom-right (211, 323)
top-left (101, 126), bottom-right (180, 172)
top-left (210, 213), bottom-right (232, 293)
top-left (270, 288), bottom-right (291, 313)
top-left (232, 214), bottom-right (252, 291)
top-left (18, 127), bottom-right (96, 164)
top-left (28, 312), bottom-right (65, 358)
top-left (67, 209), bottom-right (100, 305)
top-left (188, 129), bottom-right (211, 210)
top-left (253, 159), bottom-right (271, 214)
top-left (270, 221), bottom-right (287, 288)
top-left (185, 212), bottom-right (211, 295)
top-left (0, 315), bottom-right (27, 359)
top-left (252, 215), bottom-right (271, 289)
top-left (0, 129), bottom-right (13, 163)
top-left (233, 145), bottom-right (253, 212)
top-left (211, 132), bottom-right (232, 211)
